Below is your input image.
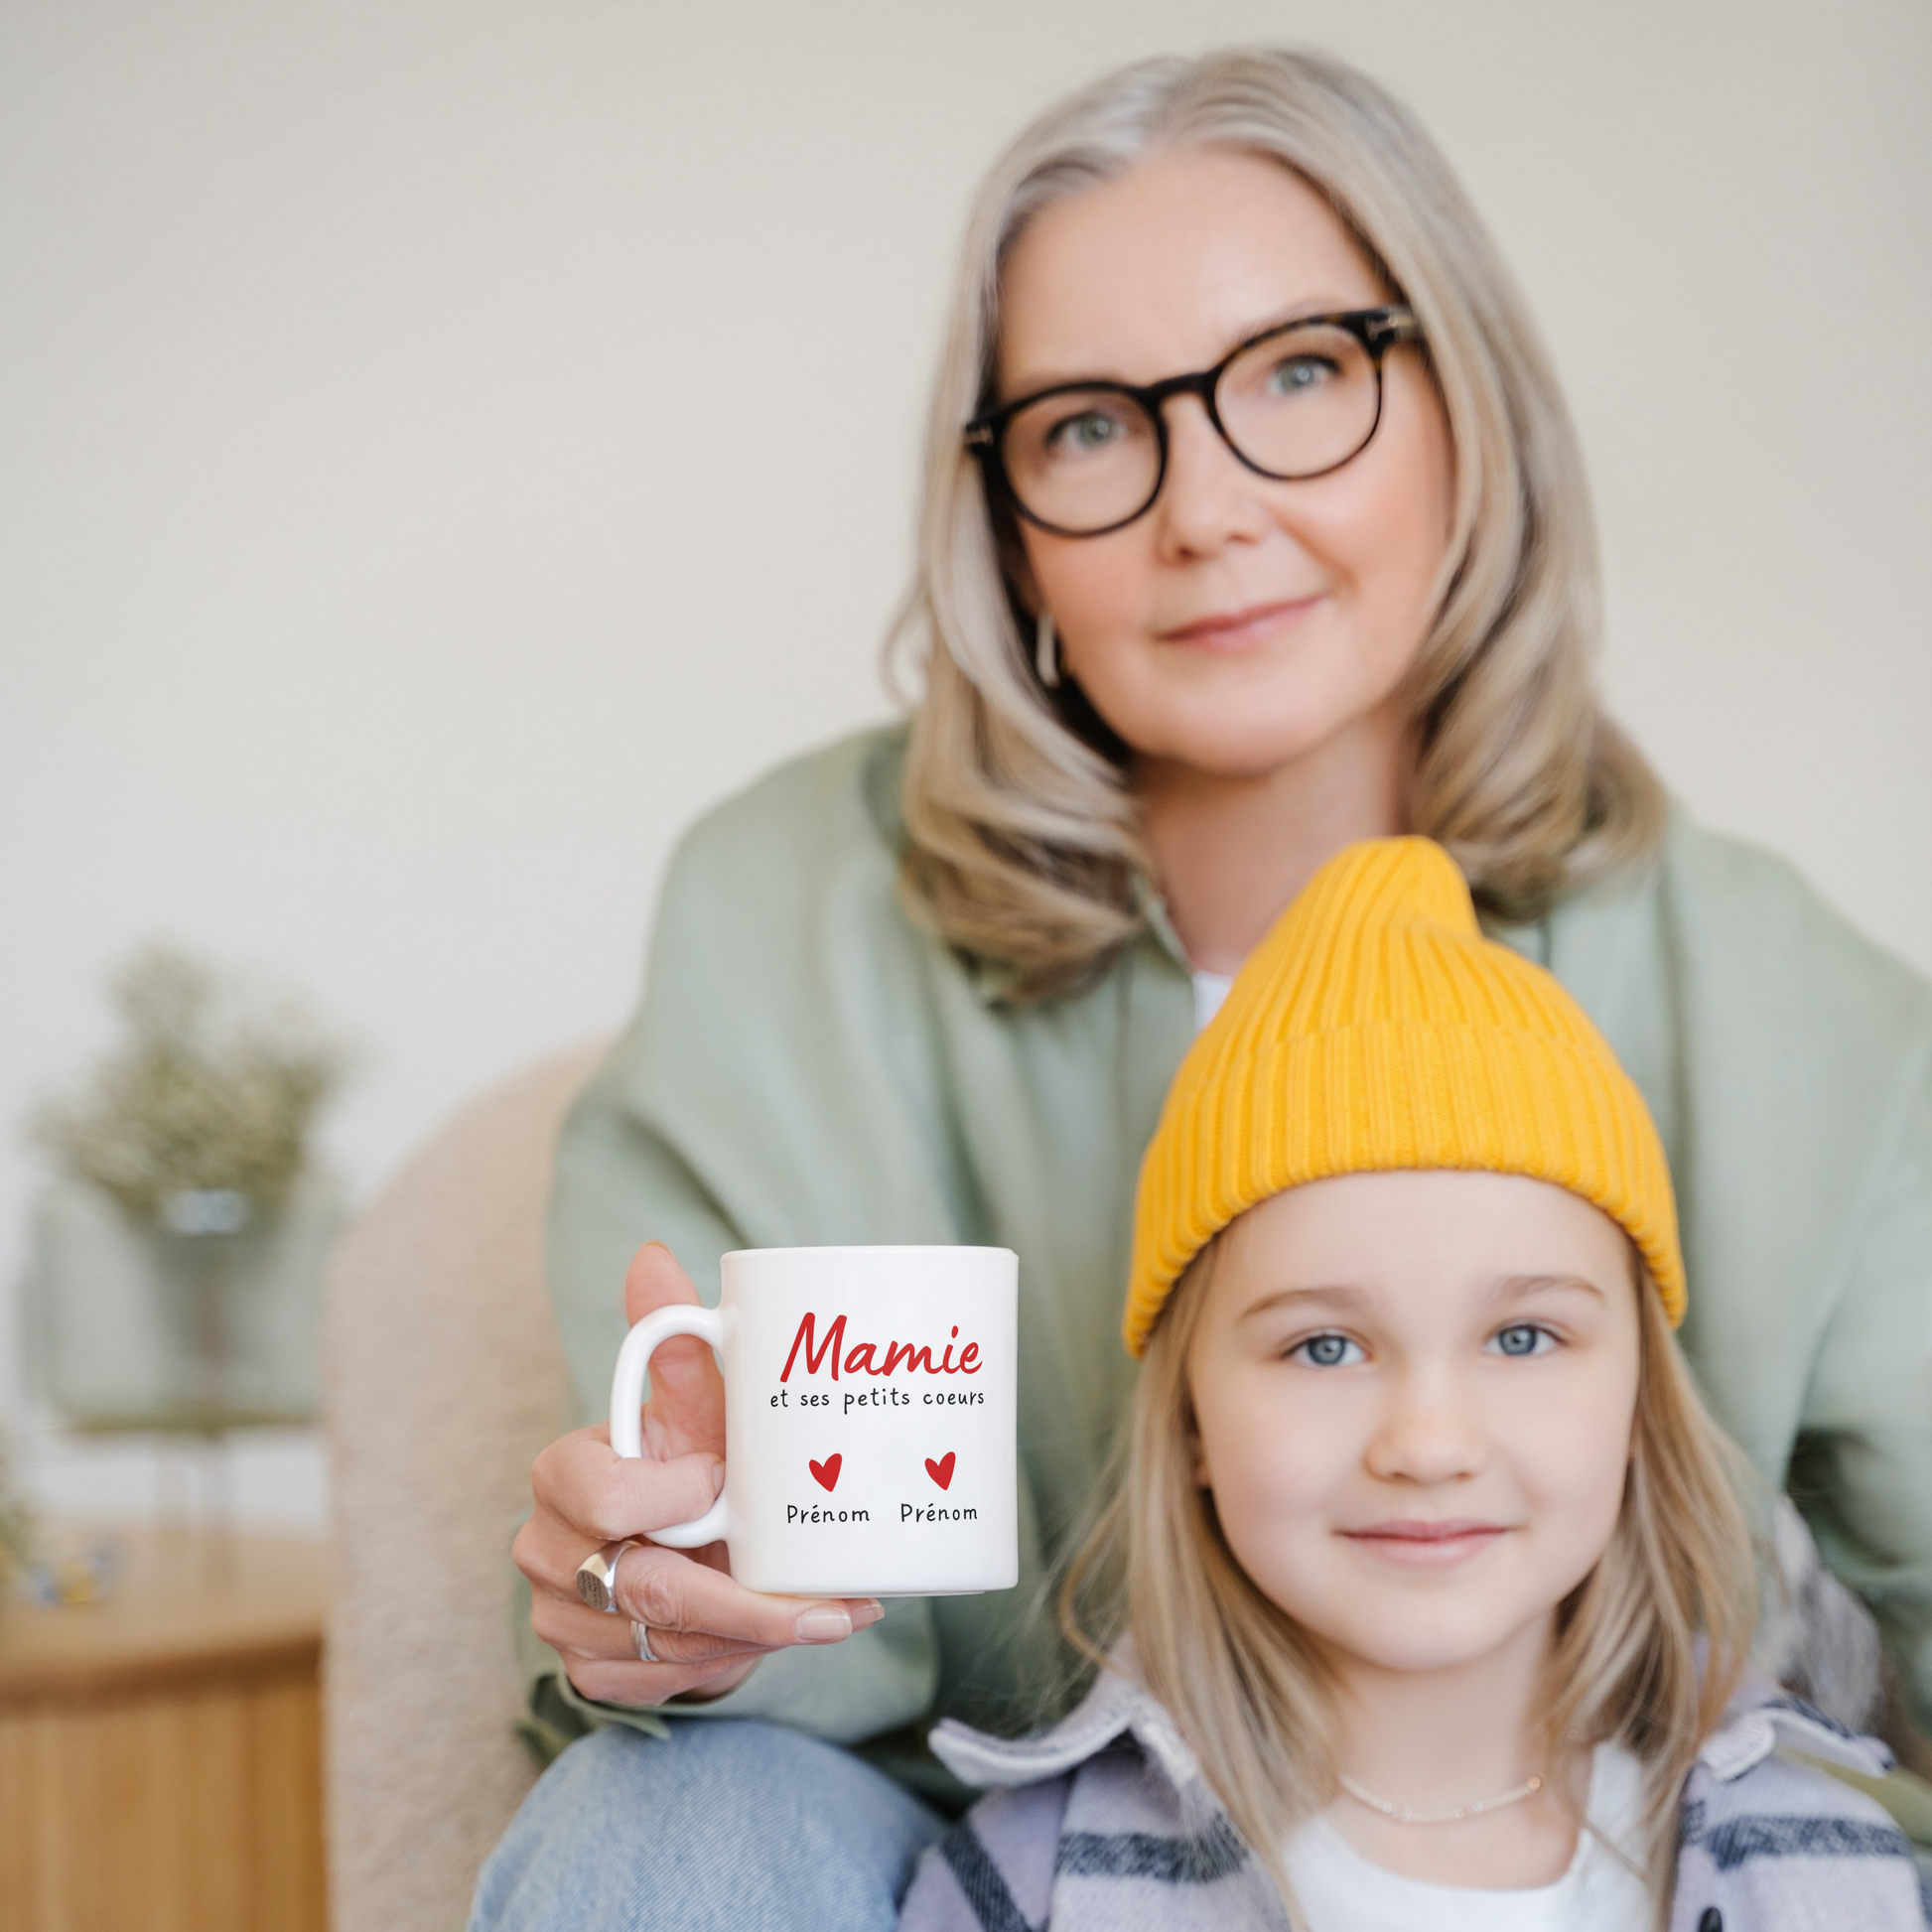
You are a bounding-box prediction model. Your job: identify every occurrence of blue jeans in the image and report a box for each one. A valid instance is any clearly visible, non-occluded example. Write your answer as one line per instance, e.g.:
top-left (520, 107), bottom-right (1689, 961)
top-left (469, 1721), bottom-right (947, 1931)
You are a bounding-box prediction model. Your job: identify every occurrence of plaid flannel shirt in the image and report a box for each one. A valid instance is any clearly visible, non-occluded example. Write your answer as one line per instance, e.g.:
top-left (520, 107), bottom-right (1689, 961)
top-left (900, 1664), bottom-right (1930, 1932)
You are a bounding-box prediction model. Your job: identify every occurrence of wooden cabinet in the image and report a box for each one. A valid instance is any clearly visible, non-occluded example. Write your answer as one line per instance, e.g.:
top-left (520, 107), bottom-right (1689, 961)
top-left (0, 1529), bottom-right (328, 1932)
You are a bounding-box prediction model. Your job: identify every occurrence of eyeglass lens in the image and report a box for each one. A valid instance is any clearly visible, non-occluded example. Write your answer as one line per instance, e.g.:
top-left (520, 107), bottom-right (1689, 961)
top-left (996, 321), bottom-right (1385, 535)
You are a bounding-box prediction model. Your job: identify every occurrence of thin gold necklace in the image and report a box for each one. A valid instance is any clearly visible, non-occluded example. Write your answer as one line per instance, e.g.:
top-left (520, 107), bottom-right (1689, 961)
top-left (1337, 1771), bottom-right (1545, 1827)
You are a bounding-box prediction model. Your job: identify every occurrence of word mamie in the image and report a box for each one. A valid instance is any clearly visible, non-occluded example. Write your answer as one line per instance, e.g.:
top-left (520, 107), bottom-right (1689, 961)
top-left (780, 1314), bottom-right (982, 1383)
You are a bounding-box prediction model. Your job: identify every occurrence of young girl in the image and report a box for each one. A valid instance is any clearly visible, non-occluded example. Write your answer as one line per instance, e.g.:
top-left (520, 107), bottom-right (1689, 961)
top-left (899, 839), bottom-right (1927, 1931)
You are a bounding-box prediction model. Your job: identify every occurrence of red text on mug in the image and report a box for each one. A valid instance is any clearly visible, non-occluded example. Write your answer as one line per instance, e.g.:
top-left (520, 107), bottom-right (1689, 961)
top-left (779, 1313), bottom-right (982, 1382)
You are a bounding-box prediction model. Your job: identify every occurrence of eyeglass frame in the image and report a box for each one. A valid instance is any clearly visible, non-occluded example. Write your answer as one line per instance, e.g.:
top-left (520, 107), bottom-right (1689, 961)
top-left (963, 303), bottom-right (1425, 539)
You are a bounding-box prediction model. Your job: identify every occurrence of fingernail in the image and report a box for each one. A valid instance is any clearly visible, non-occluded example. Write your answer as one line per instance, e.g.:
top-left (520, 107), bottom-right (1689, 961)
top-left (853, 1599), bottom-right (885, 1629)
top-left (793, 1606), bottom-right (853, 1643)
top-left (709, 1458), bottom-right (725, 1497)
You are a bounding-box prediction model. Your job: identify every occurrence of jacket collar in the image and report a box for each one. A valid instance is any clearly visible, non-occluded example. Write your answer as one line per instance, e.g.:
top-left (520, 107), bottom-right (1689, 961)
top-left (1697, 1673), bottom-right (1897, 1783)
top-left (929, 1648), bottom-right (1203, 1798)
top-left (930, 1657), bottom-right (1896, 1798)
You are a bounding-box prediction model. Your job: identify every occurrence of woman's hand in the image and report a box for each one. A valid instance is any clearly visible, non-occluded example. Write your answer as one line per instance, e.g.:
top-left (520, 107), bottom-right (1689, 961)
top-left (515, 1241), bottom-right (883, 1706)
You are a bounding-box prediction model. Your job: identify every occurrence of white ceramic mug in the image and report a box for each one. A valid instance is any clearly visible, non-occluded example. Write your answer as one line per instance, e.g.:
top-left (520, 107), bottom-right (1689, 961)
top-left (610, 1245), bottom-right (1018, 1596)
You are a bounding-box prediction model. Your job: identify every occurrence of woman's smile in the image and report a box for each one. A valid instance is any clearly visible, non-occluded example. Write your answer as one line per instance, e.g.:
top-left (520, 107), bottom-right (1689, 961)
top-left (1157, 595), bottom-right (1325, 653)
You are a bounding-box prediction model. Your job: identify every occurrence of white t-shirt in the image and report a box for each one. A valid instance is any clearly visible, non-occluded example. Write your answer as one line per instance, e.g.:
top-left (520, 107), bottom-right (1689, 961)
top-left (1281, 1743), bottom-right (1651, 1932)
top-left (1192, 969), bottom-right (1234, 1032)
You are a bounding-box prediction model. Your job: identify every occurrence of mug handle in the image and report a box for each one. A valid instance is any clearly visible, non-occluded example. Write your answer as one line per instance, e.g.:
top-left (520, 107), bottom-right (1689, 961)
top-left (608, 1305), bottom-right (730, 1550)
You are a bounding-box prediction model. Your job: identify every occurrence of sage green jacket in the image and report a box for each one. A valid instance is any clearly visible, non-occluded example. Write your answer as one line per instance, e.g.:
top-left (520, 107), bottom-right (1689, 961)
top-left (527, 726), bottom-right (1932, 1768)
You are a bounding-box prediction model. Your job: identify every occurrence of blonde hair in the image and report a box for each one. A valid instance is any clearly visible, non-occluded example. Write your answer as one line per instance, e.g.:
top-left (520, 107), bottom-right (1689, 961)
top-left (1061, 1240), bottom-right (1759, 1926)
top-left (891, 47), bottom-right (1664, 1001)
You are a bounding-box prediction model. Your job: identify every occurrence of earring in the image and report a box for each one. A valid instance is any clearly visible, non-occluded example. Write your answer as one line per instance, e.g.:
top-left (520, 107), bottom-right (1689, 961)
top-left (1035, 610), bottom-right (1061, 689)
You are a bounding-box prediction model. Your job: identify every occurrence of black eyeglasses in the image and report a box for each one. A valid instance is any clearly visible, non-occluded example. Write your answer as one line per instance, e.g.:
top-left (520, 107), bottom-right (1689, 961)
top-left (964, 305), bottom-right (1423, 538)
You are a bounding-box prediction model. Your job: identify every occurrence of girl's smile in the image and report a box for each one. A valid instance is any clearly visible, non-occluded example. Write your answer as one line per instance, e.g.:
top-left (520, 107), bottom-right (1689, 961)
top-left (1338, 1518), bottom-right (1515, 1567)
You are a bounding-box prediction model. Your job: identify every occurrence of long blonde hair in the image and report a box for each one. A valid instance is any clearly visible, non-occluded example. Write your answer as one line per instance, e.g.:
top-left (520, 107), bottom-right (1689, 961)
top-left (1061, 1239), bottom-right (1759, 1925)
top-left (891, 47), bottom-right (1664, 1001)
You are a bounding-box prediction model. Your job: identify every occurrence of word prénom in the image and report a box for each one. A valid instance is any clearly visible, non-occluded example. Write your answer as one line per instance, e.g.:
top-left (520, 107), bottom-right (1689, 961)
top-left (901, 1504), bottom-right (978, 1523)
top-left (780, 1313), bottom-right (981, 1383)
top-left (787, 1504), bottom-right (871, 1525)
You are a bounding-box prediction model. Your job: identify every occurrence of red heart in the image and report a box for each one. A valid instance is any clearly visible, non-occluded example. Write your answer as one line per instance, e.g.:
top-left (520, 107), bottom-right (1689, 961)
top-left (924, 1452), bottom-right (955, 1490)
top-left (808, 1453), bottom-right (842, 1492)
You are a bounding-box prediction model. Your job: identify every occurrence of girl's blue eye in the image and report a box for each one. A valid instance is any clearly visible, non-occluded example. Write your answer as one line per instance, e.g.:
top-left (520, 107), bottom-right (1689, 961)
top-left (1291, 1332), bottom-right (1363, 1368)
top-left (1491, 1323), bottom-right (1554, 1358)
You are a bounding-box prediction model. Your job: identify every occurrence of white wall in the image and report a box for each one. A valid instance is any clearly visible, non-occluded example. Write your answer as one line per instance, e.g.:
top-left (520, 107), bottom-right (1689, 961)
top-left (4, 0), bottom-right (1927, 1527)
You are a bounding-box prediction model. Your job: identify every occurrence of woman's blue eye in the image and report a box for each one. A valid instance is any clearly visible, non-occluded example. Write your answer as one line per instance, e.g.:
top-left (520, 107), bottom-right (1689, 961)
top-left (1292, 1332), bottom-right (1362, 1368)
top-left (1491, 1323), bottom-right (1554, 1358)
top-left (1046, 410), bottom-right (1121, 453)
top-left (1267, 354), bottom-right (1337, 395)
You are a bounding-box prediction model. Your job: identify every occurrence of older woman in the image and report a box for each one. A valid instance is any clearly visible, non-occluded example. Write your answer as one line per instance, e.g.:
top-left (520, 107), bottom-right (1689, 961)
top-left (472, 45), bottom-right (1932, 1932)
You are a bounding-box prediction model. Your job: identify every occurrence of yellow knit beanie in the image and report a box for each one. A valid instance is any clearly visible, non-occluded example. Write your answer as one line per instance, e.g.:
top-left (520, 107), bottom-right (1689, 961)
top-left (1124, 837), bottom-right (1684, 1356)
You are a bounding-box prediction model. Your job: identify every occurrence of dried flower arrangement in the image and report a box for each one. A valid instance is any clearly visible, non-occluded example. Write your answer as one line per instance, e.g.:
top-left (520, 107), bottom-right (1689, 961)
top-left (32, 946), bottom-right (345, 1230)
top-left (0, 1438), bottom-right (32, 1589)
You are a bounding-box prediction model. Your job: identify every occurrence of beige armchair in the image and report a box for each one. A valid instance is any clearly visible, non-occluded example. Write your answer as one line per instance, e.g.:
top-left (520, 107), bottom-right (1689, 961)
top-left (322, 1046), bottom-right (603, 1932)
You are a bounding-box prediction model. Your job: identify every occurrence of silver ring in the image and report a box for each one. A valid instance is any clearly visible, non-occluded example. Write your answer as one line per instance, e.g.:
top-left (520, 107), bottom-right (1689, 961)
top-left (575, 1539), bottom-right (642, 1614)
top-left (630, 1619), bottom-right (657, 1663)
